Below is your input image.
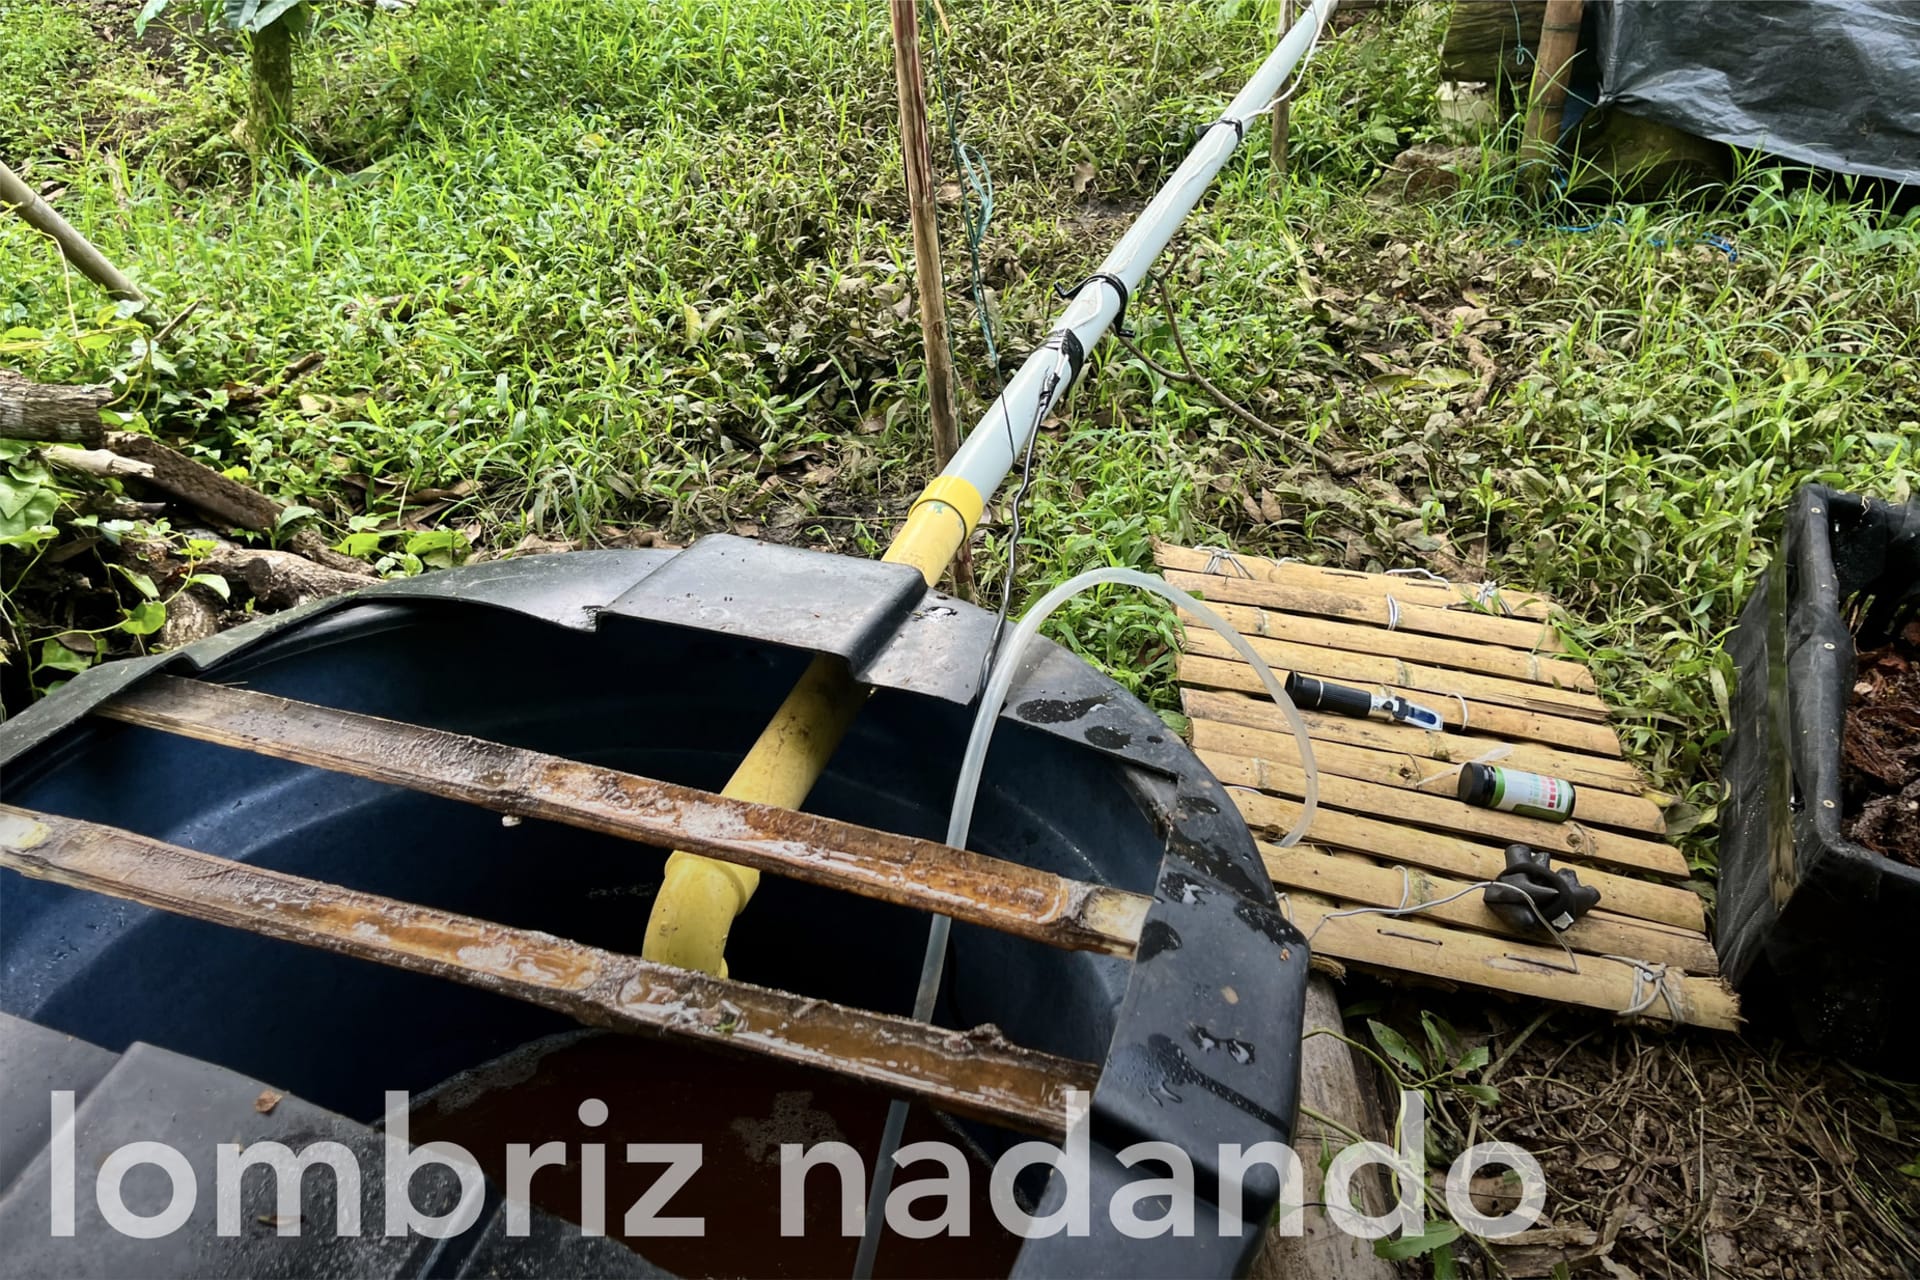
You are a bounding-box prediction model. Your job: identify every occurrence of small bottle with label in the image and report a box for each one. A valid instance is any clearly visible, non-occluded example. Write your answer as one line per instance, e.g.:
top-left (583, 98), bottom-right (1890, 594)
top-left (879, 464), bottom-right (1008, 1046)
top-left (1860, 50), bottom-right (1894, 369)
top-left (1456, 764), bottom-right (1576, 823)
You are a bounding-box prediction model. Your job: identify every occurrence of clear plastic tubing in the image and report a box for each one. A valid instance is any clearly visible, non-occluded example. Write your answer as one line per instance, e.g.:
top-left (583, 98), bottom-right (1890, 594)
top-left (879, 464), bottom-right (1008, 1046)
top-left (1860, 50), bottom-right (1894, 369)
top-left (851, 567), bottom-right (1318, 1277)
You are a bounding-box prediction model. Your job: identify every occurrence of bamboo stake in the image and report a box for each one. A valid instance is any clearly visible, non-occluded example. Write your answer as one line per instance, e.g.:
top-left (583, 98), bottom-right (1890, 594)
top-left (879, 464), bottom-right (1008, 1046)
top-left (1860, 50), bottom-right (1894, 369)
top-left (1269, 0), bottom-right (1296, 183)
top-left (890, 0), bottom-right (973, 598)
top-left (1519, 0), bottom-right (1584, 167)
top-left (0, 158), bottom-right (146, 305)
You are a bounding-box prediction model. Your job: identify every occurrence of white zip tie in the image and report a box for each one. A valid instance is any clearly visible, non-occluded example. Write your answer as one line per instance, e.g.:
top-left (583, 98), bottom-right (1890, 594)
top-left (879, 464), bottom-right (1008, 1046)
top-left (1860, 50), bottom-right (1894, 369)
top-left (1387, 567), bottom-right (1450, 585)
top-left (1199, 546), bottom-right (1253, 578)
top-left (1384, 594), bottom-right (1401, 631)
top-left (1475, 579), bottom-right (1516, 617)
top-left (1605, 955), bottom-right (1684, 1023)
top-left (1449, 692), bottom-right (1471, 730)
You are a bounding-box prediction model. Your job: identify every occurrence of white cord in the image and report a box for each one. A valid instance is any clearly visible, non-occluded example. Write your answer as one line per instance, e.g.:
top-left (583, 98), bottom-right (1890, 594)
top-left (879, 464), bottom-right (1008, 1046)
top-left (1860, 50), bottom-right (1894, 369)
top-left (855, 569), bottom-right (1319, 1275)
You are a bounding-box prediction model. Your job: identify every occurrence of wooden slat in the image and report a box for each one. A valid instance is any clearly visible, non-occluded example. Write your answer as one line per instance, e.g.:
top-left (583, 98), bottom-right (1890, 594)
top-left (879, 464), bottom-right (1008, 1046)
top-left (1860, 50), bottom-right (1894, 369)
top-left (1191, 719), bottom-right (1667, 836)
top-left (97, 676), bottom-right (1150, 958)
top-left (1227, 790), bottom-right (1705, 931)
top-left (1162, 540), bottom-right (1728, 1030)
top-left (1286, 890), bottom-right (1738, 1031)
top-left (1180, 653), bottom-right (1624, 758)
top-left (1178, 595), bottom-right (1595, 691)
top-left (1182, 688), bottom-right (1655, 797)
top-left (1182, 628), bottom-right (1610, 720)
top-left (0, 805), bottom-right (1096, 1137)
top-left (1200, 751), bottom-right (1688, 879)
top-left (1160, 565), bottom-right (1566, 655)
top-left (1259, 843), bottom-right (1717, 975)
top-left (1154, 542), bottom-right (1556, 622)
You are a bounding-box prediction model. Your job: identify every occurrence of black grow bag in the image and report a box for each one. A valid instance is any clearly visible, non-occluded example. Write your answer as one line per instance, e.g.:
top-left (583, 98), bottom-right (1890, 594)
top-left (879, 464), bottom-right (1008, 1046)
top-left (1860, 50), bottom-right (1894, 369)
top-left (1719, 486), bottom-right (1920, 1075)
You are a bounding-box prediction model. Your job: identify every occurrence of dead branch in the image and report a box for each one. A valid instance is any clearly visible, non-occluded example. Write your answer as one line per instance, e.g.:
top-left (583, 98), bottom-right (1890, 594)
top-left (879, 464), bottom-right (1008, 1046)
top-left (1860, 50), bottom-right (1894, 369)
top-left (101, 432), bottom-right (373, 577)
top-left (0, 158), bottom-right (146, 305)
top-left (39, 446), bottom-right (155, 480)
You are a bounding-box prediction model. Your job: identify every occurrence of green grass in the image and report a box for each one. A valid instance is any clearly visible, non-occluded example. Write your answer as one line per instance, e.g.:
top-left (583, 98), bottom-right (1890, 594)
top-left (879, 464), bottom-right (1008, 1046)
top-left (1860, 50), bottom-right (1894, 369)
top-left (3, 0), bottom-right (1918, 882)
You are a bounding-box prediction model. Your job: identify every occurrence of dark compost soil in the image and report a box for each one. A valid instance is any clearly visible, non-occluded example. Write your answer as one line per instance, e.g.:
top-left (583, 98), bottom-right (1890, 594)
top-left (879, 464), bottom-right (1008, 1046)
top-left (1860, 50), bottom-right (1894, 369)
top-left (1840, 622), bottom-right (1920, 867)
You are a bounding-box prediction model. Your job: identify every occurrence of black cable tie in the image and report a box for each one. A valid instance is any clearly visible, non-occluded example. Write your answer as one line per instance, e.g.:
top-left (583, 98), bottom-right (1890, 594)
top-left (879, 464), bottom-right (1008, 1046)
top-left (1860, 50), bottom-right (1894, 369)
top-left (1053, 272), bottom-right (1133, 337)
top-left (1209, 115), bottom-right (1246, 144)
top-left (1037, 327), bottom-right (1087, 388)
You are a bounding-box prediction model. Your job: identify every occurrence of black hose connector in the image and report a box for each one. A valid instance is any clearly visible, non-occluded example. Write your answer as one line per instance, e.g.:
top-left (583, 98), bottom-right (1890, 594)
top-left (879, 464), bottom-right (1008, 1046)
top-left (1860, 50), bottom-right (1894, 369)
top-left (1485, 844), bottom-right (1602, 933)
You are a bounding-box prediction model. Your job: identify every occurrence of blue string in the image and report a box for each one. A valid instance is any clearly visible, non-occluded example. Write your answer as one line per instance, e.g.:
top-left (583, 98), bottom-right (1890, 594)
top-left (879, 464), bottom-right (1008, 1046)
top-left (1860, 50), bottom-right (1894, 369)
top-left (1509, 216), bottom-right (1739, 262)
top-left (924, 9), bottom-right (1002, 381)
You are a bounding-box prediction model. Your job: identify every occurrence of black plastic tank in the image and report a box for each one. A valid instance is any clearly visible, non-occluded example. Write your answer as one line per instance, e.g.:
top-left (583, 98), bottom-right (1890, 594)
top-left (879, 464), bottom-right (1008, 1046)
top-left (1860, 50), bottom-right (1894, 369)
top-left (1719, 486), bottom-right (1920, 1077)
top-left (0, 537), bottom-right (1309, 1276)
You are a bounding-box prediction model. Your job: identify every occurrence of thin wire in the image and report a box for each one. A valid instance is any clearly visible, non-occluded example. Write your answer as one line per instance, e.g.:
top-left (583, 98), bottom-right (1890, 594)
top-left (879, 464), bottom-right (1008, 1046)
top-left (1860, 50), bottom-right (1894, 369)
top-left (1304, 878), bottom-right (1581, 975)
top-left (1256, 0), bottom-right (1331, 113)
top-left (974, 355), bottom-right (1068, 694)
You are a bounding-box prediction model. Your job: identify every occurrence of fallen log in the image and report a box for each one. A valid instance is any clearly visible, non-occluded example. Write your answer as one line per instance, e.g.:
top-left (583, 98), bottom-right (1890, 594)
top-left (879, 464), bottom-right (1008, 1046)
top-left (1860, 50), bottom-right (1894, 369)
top-left (0, 371), bottom-right (110, 445)
top-left (156, 585), bottom-right (224, 650)
top-left (198, 546), bottom-right (371, 610)
top-left (102, 432), bottom-right (372, 576)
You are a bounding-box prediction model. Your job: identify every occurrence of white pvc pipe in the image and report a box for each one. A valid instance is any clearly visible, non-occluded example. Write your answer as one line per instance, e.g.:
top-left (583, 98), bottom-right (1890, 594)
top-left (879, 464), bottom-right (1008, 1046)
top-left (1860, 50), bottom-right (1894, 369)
top-left (939, 0), bottom-right (1337, 507)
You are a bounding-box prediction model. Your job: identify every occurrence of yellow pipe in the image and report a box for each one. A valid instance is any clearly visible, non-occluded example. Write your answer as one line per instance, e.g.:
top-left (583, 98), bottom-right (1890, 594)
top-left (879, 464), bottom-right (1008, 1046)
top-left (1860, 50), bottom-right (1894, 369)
top-left (640, 483), bottom-right (984, 973)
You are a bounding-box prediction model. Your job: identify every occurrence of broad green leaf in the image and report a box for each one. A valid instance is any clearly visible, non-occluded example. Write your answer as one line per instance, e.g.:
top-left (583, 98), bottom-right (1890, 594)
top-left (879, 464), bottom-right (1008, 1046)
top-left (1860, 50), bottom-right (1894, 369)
top-left (338, 531), bottom-right (391, 557)
top-left (0, 487), bottom-right (57, 535)
top-left (405, 528), bottom-right (469, 569)
top-left (37, 639), bottom-right (94, 675)
top-left (119, 600), bottom-right (168, 636)
top-left (275, 504), bottom-right (319, 531)
top-left (116, 567), bottom-right (160, 599)
top-left (184, 573), bottom-right (231, 601)
top-left (1458, 1083), bottom-right (1501, 1106)
top-left (0, 525), bottom-right (57, 550)
top-left (1374, 1222), bottom-right (1462, 1261)
top-left (0, 473), bottom-right (42, 520)
top-left (1367, 1020), bottom-right (1425, 1078)
top-left (250, 0), bottom-right (304, 28)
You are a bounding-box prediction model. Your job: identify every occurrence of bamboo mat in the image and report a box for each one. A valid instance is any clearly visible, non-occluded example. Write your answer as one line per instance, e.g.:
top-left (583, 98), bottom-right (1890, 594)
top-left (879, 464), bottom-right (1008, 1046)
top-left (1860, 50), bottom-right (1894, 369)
top-left (1157, 541), bottom-right (1739, 1031)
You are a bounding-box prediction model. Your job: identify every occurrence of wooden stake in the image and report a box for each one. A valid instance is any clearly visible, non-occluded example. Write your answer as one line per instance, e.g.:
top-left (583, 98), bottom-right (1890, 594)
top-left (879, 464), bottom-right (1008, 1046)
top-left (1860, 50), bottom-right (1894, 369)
top-left (890, 0), bottom-right (973, 598)
top-left (1250, 976), bottom-right (1397, 1280)
top-left (0, 158), bottom-right (146, 305)
top-left (1269, 0), bottom-right (1296, 184)
top-left (1520, 0), bottom-right (1584, 167)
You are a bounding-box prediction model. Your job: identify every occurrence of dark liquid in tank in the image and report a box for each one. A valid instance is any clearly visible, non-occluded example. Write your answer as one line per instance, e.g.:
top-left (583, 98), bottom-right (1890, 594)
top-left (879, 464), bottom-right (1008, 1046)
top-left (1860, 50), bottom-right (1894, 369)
top-left (410, 1031), bottom-right (1023, 1278)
